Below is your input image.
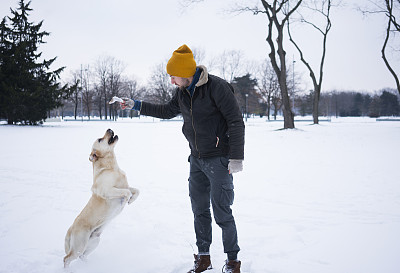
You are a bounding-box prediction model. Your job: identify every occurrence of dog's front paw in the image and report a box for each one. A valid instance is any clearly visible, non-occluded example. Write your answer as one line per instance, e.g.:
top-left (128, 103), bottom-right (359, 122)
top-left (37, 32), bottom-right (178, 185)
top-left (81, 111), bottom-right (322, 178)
top-left (124, 192), bottom-right (132, 203)
top-left (128, 192), bottom-right (136, 204)
top-left (128, 188), bottom-right (139, 204)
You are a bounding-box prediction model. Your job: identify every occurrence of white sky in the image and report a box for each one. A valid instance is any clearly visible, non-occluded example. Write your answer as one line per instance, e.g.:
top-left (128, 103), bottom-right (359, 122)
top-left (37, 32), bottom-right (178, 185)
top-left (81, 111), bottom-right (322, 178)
top-left (1, 0), bottom-right (398, 93)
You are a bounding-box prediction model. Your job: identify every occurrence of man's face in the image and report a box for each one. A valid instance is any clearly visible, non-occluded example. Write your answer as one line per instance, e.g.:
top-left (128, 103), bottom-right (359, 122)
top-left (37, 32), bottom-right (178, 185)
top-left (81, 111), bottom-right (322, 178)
top-left (170, 76), bottom-right (191, 90)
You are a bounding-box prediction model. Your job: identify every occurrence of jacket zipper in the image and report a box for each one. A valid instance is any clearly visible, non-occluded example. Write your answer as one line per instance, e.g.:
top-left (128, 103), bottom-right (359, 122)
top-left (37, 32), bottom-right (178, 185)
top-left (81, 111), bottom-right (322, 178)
top-left (187, 88), bottom-right (200, 157)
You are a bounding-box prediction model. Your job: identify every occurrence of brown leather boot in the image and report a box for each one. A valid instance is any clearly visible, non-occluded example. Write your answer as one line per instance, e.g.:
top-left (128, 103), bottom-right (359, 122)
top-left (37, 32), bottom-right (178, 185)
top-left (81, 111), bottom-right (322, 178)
top-left (187, 254), bottom-right (212, 273)
top-left (222, 260), bottom-right (241, 273)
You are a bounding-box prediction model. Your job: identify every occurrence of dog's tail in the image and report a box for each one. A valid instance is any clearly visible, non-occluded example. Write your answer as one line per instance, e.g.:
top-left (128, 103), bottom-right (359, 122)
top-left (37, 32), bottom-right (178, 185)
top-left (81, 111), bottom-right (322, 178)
top-left (64, 227), bottom-right (72, 254)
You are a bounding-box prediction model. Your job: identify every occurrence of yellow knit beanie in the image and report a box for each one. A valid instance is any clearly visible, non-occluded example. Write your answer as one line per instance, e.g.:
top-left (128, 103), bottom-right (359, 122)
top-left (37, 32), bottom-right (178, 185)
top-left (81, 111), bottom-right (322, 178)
top-left (166, 44), bottom-right (197, 78)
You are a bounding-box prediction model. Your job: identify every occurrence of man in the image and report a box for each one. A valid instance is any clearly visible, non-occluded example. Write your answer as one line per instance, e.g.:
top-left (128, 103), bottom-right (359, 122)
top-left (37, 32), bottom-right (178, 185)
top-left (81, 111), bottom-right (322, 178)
top-left (121, 44), bottom-right (244, 273)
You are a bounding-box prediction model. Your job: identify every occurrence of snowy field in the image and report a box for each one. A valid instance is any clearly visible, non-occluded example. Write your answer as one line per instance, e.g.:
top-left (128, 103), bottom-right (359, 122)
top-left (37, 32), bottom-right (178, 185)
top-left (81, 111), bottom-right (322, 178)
top-left (0, 117), bottom-right (399, 273)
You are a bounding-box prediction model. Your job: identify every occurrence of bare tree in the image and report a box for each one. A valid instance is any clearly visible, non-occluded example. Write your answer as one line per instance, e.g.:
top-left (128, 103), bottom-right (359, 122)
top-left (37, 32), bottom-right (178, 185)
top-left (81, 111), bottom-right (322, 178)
top-left (107, 58), bottom-right (125, 120)
top-left (94, 55), bottom-right (125, 120)
top-left (95, 56), bottom-right (109, 119)
top-left (360, 0), bottom-right (400, 95)
top-left (190, 45), bottom-right (219, 73)
top-left (93, 83), bottom-right (105, 119)
top-left (218, 50), bottom-right (245, 83)
top-left (244, 1), bottom-right (303, 128)
top-left (121, 77), bottom-right (139, 99)
top-left (382, 0), bottom-right (400, 95)
top-left (119, 76), bottom-right (142, 118)
top-left (271, 86), bottom-right (282, 120)
top-left (67, 71), bottom-right (80, 120)
top-left (192, 47), bottom-right (206, 65)
top-left (263, 0), bottom-right (303, 128)
top-left (288, 0), bottom-right (333, 124)
top-left (80, 66), bottom-right (94, 120)
top-left (256, 59), bottom-right (280, 120)
top-left (179, 0), bottom-right (204, 8)
top-left (147, 61), bottom-right (176, 104)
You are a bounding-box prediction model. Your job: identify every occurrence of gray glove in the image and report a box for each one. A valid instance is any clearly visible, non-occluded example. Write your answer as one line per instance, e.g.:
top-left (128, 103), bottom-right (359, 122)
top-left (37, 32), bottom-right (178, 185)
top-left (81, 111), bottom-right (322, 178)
top-left (228, 159), bottom-right (243, 174)
top-left (121, 98), bottom-right (135, 110)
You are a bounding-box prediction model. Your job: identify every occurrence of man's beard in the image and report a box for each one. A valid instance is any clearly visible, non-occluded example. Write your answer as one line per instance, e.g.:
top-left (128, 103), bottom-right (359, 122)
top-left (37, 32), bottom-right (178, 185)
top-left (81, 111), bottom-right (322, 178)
top-left (178, 78), bottom-right (191, 90)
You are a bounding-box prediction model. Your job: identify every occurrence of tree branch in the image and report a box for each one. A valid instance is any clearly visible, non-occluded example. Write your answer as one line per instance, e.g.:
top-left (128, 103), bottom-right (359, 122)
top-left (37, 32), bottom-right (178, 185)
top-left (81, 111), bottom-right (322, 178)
top-left (282, 0), bottom-right (303, 25)
top-left (287, 19), bottom-right (317, 89)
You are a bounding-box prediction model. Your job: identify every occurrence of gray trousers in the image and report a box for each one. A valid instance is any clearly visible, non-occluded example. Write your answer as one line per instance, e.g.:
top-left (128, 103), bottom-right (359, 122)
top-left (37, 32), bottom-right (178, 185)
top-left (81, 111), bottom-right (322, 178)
top-left (188, 155), bottom-right (240, 259)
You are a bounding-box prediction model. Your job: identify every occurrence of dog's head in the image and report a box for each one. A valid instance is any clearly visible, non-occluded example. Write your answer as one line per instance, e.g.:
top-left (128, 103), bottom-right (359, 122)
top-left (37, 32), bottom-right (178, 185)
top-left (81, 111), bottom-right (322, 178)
top-left (89, 129), bottom-right (119, 162)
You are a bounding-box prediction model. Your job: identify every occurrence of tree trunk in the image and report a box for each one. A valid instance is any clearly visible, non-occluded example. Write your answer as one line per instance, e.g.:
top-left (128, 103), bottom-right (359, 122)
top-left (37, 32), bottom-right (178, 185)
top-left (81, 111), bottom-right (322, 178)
top-left (86, 104), bottom-right (90, 120)
top-left (74, 103), bottom-right (77, 120)
top-left (382, 0), bottom-right (400, 95)
top-left (313, 86), bottom-right (321, 124)
top-left (281, 74), bottom-right (294, 129)
top-left (98, 95), bottom-right (102, 119)
top-left (104, 92), bottom-right (108, 120)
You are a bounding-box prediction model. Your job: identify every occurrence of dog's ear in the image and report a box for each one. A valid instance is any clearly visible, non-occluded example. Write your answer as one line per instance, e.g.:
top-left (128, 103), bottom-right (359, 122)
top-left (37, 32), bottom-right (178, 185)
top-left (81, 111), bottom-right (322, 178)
top-left (89, 150), bottom-right (98, 162)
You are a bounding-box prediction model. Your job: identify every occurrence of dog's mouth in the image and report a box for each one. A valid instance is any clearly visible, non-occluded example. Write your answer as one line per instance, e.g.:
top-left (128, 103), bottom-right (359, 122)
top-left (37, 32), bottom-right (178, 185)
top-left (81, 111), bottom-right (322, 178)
top-left (107, 129), bottom-right (118, 145)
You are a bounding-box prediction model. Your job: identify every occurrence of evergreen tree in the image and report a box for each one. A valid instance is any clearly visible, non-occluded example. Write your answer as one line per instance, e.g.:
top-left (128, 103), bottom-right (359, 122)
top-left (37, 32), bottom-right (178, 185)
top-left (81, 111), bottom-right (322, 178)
top-left (0, 0), bottom-right (70, 125)
top-left (0, 18), bottom-right (12, 121)
top-left (380, 91), bottom-right (400, 116)
top-left (350, 93), bottom-right (363, 116)
top-left (231, 74), bottom-right (262, 116)
top-left (297, 91), bottom-right (313, 116)
top-left (368, 96), bottom-right (381, 118)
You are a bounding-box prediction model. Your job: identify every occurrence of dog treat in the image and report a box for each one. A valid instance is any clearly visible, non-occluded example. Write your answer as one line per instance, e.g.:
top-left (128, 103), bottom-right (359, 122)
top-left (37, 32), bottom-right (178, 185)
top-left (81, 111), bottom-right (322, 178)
top-left (109, 96), bottom-right (124, 104)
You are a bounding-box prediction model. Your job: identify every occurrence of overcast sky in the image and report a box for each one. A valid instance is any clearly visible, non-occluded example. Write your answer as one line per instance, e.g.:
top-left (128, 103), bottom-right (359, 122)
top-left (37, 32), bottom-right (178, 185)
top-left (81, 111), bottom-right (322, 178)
top-left (1, 0), bottom-right (398, 93)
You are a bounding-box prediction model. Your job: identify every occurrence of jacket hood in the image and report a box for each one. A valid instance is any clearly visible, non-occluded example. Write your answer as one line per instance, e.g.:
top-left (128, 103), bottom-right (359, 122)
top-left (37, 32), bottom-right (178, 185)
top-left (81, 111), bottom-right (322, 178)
top-left (195, 65), bottom-right (208, 87)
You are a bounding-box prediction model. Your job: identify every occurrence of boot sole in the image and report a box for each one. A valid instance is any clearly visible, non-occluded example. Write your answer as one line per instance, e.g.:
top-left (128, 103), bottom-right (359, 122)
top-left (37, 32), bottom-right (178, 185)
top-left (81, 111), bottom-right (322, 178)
top-left (188, 264), bottom-right (213, 273)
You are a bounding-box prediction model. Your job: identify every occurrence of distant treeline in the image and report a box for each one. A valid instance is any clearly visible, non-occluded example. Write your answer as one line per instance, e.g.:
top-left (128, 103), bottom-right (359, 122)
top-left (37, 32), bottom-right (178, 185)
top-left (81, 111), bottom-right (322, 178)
top-left (296, 90), bottom-right (400, 118)
top-left (228, 74), bottom-right (400, 120)
top-left (51, 71), bottom-right (400, 120)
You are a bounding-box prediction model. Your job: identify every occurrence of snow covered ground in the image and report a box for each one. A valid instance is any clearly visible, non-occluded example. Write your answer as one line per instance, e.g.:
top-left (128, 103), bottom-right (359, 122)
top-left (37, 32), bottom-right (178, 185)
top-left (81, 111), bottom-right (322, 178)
top-left (0, 117), bottom-right (399, 273)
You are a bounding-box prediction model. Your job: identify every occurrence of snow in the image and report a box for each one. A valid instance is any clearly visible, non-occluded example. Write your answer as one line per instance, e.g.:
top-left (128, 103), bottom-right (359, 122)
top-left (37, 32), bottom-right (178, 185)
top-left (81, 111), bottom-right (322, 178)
top-left (0, 117), bottom-right (399, 273)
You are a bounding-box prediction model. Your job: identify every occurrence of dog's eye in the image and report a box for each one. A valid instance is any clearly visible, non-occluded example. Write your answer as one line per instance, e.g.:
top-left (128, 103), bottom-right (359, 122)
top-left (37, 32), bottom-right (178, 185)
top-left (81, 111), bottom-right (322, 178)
top-left (98, 138), bottom-right (102, 143)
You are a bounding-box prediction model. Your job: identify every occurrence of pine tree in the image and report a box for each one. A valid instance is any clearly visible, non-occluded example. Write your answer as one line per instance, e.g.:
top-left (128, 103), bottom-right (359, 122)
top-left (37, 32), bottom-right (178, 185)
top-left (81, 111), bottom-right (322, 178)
top-left (0, 0), bottom-right (70, 125)
top-left (0, 18), bottom-right (12, 122)
top-left (380, 91), bottom-right (400, 116)
top-left (232, 74), bottom-right (261, 116)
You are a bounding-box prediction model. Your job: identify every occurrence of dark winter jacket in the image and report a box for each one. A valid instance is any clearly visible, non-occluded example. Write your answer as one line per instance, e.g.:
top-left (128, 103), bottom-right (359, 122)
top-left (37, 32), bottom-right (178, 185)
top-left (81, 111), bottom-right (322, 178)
top-left (139, 65), bottom-right (245, 160)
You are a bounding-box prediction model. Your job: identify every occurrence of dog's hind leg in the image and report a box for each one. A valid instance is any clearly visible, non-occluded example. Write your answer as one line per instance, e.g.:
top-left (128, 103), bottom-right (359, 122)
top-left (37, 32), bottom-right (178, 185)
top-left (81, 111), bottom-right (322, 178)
top-left (63, 229), bottom-right (91, 268)
top-left (80, 226), bottom-right (104, 260)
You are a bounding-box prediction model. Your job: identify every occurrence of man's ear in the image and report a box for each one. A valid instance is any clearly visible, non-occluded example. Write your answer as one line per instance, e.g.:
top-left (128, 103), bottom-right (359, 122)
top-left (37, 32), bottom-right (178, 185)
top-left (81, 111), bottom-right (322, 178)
top-left (89, 150), bottom-right (98, 162)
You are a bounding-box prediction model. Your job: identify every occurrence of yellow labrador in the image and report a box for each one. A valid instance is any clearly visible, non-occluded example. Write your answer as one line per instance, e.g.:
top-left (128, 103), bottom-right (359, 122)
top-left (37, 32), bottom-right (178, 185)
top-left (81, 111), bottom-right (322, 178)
top-left (63, 129), bottom-right (139, 268)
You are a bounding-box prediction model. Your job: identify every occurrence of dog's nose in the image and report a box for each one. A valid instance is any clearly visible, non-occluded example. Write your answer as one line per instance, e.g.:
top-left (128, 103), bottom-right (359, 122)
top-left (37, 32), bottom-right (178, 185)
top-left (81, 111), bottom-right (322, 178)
top-left (107, 129), bottom-right (114, 136)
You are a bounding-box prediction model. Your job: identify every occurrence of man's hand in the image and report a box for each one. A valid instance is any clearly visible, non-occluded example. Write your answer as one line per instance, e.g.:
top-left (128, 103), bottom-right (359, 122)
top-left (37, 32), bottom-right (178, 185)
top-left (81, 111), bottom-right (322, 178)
top-left (228, 159), bottom-right (243, 174)
top-left (120, 98), bottom-right (135, 110)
